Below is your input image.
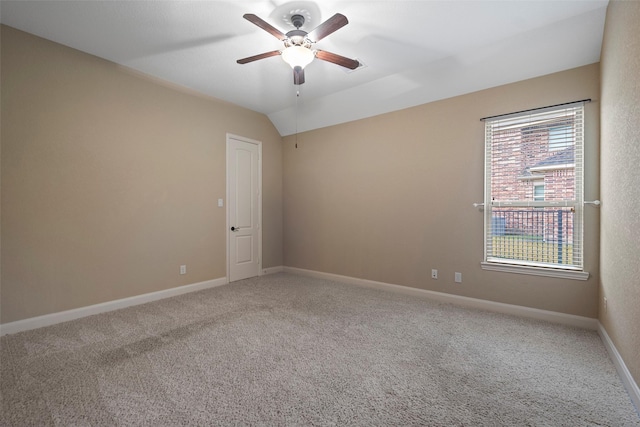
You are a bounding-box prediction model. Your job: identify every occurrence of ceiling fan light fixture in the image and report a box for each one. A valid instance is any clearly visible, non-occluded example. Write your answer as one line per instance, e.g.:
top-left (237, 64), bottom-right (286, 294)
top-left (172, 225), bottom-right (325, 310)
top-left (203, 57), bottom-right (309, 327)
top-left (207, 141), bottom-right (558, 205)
top-left (281, 46), bottom-right (315, 69)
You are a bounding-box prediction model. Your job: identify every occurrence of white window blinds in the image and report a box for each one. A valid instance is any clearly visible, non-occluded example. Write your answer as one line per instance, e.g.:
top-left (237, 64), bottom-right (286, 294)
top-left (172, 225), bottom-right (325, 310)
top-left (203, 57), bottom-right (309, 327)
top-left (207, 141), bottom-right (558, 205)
top-left (483, 102), bottom-right (585, 270)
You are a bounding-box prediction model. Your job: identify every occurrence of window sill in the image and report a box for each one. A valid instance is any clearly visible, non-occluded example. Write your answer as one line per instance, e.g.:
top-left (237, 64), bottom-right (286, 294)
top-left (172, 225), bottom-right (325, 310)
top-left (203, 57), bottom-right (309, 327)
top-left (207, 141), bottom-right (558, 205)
top-left (481, 262), bottom-right (590, 281)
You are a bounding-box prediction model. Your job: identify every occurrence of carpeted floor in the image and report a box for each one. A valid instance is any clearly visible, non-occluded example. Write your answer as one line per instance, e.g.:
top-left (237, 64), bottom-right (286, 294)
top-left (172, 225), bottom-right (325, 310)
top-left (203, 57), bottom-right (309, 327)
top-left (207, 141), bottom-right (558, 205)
top-left (1, 272), bottom-right (639, 426)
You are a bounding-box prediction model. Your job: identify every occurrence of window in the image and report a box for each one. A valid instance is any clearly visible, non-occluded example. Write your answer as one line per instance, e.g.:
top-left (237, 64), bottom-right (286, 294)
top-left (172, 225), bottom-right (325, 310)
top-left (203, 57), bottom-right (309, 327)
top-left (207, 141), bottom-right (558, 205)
top-left (549, 125), bottom-right (573, 151)
top-left (482, 102), bottom-right (588, 279)
top-left (533, 182), bottom-right (545, 202)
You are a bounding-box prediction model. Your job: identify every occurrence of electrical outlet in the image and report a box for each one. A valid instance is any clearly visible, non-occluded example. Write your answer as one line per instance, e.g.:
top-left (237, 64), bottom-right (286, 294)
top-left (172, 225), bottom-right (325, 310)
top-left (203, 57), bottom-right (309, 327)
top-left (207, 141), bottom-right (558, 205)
top-left (603, 297), bottom-right (607, 313)
top-left (180, 265), bottom-right (187, 275)
top-left (455, 272), bottom-right (462, 283)
top-left (431, 269), bottom-right (438, 279)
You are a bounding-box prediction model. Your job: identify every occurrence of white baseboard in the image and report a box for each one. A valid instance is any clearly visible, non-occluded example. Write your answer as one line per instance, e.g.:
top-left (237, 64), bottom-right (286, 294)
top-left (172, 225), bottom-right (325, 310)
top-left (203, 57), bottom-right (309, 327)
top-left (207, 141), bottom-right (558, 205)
top-left (0, 277), bottom-right (228, 336)
top-left (598, 323), bottom-right (640, 413)
top-left (262, 265), bottom-right (284, 275)
top-left (283, 266), bottom-right (598, 330)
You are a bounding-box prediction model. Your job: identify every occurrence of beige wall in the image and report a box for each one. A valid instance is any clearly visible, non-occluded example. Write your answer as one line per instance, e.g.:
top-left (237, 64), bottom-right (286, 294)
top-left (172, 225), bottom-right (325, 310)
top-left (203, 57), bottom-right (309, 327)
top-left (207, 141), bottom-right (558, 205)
top-left (600, 1), bottom-right (640, 388)
top-left (2, 7), bottom-right (637, 390)
top-left (0, 26), bottom-right (283, 323)
top-left (284, 63), bottom-right (600, 318)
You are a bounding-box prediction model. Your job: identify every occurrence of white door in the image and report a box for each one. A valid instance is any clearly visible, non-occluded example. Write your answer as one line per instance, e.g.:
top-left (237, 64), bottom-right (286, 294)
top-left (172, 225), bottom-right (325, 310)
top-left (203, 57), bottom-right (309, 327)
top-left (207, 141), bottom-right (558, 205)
top-left (227, 135), bottom-right (261, 282)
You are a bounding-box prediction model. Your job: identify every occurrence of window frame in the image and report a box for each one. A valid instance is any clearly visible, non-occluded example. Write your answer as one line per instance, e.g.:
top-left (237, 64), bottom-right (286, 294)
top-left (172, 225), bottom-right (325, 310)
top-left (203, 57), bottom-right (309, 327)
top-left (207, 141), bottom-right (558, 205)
top-left (481, 101), bottom-right (589, 281)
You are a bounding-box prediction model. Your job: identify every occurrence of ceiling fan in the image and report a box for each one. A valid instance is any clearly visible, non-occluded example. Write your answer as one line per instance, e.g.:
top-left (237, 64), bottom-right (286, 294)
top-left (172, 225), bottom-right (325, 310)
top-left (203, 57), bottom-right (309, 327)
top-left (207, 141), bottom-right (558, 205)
top-left (237, 12), bottom-right (360, 85)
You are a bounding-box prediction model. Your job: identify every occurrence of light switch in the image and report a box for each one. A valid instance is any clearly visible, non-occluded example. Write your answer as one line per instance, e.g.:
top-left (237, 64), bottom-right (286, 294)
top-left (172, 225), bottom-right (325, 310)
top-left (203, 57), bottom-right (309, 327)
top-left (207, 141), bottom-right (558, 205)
top-left (218, 198), bottom-right (224, 208)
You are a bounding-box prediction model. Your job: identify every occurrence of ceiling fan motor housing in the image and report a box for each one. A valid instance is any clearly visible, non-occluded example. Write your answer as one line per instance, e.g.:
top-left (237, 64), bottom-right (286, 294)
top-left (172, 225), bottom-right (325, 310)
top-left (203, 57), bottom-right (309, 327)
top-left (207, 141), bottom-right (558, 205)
top-left (285, 30), bottom-right (310, 47)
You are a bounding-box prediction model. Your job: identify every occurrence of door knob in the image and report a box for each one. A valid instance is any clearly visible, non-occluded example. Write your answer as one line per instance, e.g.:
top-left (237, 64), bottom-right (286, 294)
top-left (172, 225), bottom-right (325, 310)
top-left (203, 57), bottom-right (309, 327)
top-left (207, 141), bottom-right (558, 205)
top-left (231, 226), bottom-right (238, 231)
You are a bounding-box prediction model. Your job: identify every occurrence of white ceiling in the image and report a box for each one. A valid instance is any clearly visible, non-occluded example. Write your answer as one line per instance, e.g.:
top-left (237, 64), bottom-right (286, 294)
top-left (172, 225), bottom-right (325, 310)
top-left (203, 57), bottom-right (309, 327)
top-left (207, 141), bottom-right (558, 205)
top-left (1, 1), bottom-right (608, 136)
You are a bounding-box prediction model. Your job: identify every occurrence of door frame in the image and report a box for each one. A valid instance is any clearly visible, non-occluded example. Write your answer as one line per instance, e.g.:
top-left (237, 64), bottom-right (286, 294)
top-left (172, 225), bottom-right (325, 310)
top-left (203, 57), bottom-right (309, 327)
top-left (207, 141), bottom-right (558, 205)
top-left (226, 133), bottom-right (263, 283)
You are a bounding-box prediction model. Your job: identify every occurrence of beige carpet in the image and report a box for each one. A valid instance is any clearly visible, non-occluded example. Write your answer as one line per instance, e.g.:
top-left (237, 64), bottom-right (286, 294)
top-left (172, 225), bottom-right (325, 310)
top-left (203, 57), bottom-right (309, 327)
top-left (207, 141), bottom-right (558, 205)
top-left (1, 272), bottom-right (639, 426)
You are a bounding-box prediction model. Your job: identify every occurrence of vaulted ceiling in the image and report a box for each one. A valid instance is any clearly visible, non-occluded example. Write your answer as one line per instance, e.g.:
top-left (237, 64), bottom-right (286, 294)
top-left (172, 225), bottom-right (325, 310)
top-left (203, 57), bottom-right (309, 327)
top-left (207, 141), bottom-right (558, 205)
top-left (1, 1), bottom-right (608, 136)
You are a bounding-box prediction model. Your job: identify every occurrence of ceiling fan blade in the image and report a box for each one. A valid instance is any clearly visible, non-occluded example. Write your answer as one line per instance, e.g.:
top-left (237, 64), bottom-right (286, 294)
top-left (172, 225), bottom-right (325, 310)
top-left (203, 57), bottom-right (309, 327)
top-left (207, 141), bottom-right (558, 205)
top-left (243, 14), bottom-right (286, 40)
top-left (308, 13), bottom-right (348, 42)
top-left (315, 50), bottom-right (360, 70)
top-left (237, 50), bottom-right (281, 64)
top-left (293, 66), bottom-right (305, 85)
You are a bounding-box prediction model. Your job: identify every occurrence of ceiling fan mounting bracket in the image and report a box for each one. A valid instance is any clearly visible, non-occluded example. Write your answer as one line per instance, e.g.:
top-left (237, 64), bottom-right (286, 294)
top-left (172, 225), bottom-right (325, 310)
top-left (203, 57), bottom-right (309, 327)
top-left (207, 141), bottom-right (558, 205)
top-left (290, 14), bottom-right (305, 29)
top-left (280, 8), bottom-right (314, 30)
